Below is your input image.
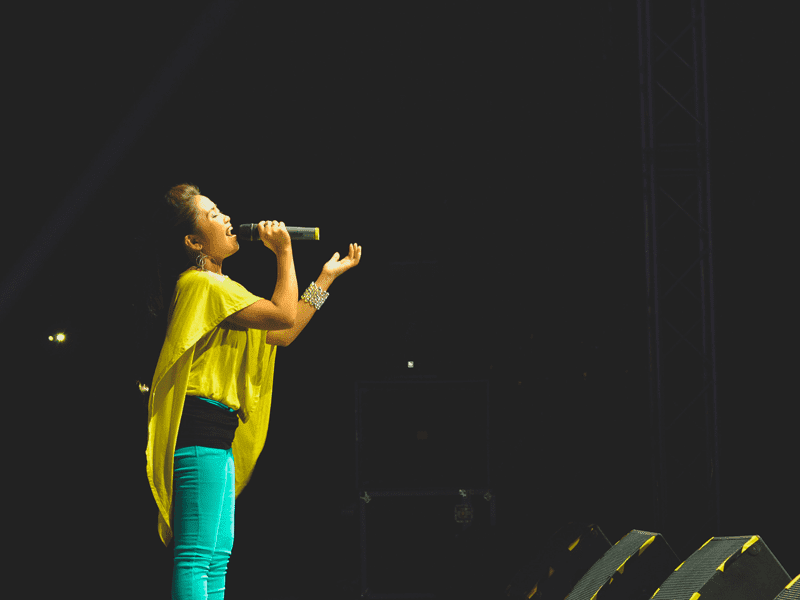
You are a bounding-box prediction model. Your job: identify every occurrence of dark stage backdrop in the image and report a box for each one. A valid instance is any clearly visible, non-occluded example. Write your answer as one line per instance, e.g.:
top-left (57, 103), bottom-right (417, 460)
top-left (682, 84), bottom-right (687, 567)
top-left (2, 1), bottom-right (794, 597)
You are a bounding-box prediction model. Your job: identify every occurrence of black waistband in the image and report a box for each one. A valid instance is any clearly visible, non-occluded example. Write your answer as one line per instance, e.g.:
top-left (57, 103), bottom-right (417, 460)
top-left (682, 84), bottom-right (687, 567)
top-left (176, 395), bottom-right (239, 450)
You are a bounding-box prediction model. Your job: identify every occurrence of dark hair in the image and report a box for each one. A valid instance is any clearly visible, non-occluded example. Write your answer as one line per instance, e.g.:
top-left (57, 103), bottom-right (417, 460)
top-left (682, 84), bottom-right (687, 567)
top-left (143, 183), bottom-right (203, 316)
top-left (165, 183), bottom-right (203, 264)
top-left (128, 183), bottom-right (202, 397)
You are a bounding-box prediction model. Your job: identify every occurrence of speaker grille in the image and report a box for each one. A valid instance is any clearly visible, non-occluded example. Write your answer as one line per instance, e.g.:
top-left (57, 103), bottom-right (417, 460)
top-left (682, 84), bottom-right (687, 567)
top-left (652, 536), bottom-right (790, 599)
top-left (566, 530), bottom-right (677, 599)
top-left (776, 575), bottom-right (800, 600)
top-left (653, 536), bottom-right (750, 596)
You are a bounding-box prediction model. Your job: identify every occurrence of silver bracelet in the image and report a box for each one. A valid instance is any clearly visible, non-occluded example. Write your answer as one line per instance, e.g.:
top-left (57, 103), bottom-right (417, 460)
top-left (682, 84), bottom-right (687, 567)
top-left (301, 281), bottom-right (329, 310)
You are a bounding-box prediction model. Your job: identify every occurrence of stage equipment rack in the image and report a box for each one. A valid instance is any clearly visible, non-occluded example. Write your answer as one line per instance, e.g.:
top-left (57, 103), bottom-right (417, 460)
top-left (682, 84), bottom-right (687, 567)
top-left (355, 380), bottom-right (493, 599)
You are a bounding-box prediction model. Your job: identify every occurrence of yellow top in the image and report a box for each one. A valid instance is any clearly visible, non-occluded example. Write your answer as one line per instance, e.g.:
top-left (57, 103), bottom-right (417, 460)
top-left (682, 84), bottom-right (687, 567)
top-left (146, 268), bottom-right (278, 547)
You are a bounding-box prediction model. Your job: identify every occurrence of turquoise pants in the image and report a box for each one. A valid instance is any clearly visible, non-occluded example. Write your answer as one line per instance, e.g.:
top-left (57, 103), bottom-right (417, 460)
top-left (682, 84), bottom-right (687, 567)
top-left (172, 445), bottom-right (235, 600)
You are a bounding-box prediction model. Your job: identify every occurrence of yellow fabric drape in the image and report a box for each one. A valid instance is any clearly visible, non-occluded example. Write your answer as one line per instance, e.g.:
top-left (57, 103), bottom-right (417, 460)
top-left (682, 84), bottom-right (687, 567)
top-left (146, 268), bottom-right (278, 547)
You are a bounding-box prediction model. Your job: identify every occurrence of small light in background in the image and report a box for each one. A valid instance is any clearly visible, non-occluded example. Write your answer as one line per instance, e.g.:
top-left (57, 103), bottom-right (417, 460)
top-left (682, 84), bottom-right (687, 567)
top-left (137, 380), bottom-right (150, 394)
top-left (407, 361), bottom-right (414, 369)
top-left (49, 333), bottom-right (67, 343)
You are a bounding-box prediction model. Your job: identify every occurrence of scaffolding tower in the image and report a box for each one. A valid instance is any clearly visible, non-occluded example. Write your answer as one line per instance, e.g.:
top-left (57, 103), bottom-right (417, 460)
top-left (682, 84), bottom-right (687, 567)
top-left (637, 0), bottom-right (720, 556)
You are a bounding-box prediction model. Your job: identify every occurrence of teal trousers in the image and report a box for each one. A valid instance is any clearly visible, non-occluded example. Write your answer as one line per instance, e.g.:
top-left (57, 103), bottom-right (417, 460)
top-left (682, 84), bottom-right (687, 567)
top-left (172, 444), bottom-right (235, 600)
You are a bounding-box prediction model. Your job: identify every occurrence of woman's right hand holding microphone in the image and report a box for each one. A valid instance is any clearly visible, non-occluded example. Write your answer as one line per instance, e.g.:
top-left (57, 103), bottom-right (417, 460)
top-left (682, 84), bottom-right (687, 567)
top-left (258, 220), bottom-right (292, 255)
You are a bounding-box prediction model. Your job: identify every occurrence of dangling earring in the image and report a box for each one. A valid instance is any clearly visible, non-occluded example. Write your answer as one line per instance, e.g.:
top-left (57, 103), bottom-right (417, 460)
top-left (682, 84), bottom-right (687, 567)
top-left (196, 252), bottom-right (207, 271)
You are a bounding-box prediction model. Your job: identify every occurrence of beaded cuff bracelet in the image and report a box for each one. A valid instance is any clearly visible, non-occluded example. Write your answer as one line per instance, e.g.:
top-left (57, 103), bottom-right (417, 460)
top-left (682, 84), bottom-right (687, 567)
top-left (301, 281), bottom-right (329, 310)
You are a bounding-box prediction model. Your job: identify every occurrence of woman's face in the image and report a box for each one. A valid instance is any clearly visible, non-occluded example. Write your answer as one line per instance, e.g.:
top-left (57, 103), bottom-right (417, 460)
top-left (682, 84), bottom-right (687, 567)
top-left (185, 195), bottom-right (239, 265)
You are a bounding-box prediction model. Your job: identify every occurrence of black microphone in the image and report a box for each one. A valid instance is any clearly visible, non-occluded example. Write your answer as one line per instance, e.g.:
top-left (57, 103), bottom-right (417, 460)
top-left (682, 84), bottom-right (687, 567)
top-left (237, 223), bottom-right (319, 241)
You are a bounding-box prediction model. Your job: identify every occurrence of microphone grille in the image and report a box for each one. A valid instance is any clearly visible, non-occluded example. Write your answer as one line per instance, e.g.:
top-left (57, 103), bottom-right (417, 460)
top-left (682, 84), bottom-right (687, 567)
top-left (238, 223), bottom-right (257, 241)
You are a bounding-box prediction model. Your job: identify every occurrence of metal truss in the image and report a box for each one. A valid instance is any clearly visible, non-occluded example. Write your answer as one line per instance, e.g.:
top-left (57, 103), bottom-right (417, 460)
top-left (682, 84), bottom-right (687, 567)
top-left (637, 0), bottom-right (720, 554)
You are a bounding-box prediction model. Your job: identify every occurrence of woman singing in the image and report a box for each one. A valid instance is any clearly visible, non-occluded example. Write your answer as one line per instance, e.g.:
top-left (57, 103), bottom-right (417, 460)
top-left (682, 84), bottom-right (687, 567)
top-left (143, 183), bottom-right (361, 599)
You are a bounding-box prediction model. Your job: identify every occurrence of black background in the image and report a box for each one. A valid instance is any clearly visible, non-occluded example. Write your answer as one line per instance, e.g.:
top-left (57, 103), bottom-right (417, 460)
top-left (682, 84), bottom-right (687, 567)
top-left (2, 1), bottom-right (794, 597)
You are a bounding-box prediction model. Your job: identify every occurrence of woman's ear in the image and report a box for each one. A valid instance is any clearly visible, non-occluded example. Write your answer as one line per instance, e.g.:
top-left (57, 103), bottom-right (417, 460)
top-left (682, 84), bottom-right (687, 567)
top-left (184, 234), bottom-right (202, 253)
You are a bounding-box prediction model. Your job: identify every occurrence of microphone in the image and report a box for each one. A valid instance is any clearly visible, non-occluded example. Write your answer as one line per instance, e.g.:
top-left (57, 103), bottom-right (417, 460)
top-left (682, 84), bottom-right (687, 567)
top-left (237, 223), bottom-right (319, 241)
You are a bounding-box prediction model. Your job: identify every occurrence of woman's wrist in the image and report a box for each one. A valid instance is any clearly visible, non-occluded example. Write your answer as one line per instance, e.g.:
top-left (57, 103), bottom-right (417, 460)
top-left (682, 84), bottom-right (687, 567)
top-left (315, 272), bottom-right (335, 291)
top-left (301, 280), bottom-right (330, 310)
top-left (271, 245), bottom-right (294, 258)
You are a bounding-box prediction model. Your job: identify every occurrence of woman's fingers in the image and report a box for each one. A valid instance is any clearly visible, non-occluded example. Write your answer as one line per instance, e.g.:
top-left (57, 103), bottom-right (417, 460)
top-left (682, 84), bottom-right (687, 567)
top-left (258, 220), bottom-right (291, 253)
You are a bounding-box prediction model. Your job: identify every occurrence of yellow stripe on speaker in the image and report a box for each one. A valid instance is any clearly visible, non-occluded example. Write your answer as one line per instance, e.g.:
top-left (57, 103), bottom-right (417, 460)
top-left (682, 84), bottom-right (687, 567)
top-left (616, 557), bottom-right (630, 575)
top-left (639, 535), bottom-right (656, 556)
top-left (690, 593), bottom-right (701, 600)
top-left (569, 536), bottom-right (581, 551)
top-left (717, 552), bottom-right (735, 573)
top-left (786, 574), bottom-right (799, 588)
top-left (742, 536), bottom-right (760, 553)
top-left (718, 536), bottom-right (760, 573)
top-left (526, 582), bottom-right (538, 598)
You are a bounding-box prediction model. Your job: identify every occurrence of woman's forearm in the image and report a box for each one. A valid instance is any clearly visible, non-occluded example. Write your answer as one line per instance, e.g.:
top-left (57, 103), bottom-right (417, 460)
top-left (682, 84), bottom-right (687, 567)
top-left (265, 273), bottom-right (333, 346)
top-left (264, 243), bottom-right (361, 346)
top-left (270, 247), bottom-right (299, 326)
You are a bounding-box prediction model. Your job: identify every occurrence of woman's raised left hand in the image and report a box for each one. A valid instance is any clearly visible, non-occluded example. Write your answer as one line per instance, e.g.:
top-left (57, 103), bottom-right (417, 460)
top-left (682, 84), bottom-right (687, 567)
top-left (321, 243), bottom-right (362, 281)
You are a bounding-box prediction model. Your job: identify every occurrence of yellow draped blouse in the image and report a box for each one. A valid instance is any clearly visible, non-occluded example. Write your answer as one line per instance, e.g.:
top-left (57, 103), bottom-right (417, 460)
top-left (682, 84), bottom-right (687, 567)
top-left (146, 268), bottom-right (278, 546)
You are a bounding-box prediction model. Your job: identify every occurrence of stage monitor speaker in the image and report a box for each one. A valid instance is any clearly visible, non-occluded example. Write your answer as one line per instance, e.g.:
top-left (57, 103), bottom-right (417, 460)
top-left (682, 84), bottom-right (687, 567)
top-left (565, 530), bottom-right (679, 600)
top-left (503, 522), bottom-right (612, 600)
top-left (774, 574), bottom-right (800, 599)
top-left (652, 535), bottom-right (790, 600)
